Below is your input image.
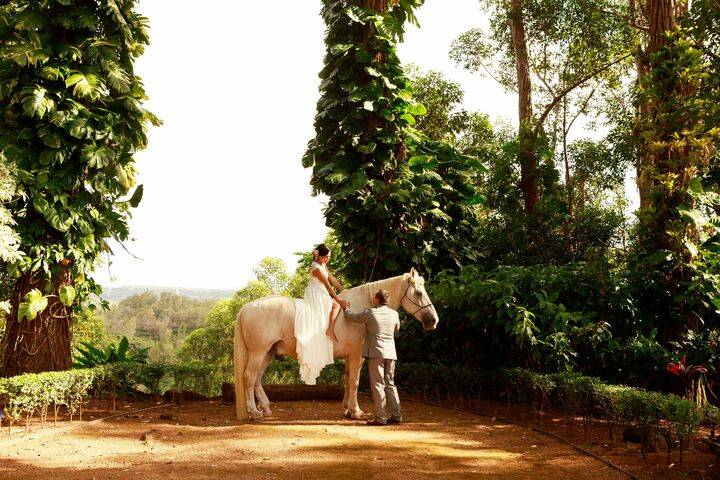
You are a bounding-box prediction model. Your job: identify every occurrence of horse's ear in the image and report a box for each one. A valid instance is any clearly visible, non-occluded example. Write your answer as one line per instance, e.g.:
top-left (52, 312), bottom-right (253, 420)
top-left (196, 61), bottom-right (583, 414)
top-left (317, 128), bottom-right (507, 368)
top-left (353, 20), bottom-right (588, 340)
top-left (409, 267), bottom-right (417, 283)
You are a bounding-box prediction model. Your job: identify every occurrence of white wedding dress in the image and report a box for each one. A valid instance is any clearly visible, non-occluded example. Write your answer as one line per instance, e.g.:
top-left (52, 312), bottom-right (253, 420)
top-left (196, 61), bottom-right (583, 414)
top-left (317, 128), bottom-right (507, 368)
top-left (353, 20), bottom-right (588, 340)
top-left (294, 261), bottom-right (335, 385)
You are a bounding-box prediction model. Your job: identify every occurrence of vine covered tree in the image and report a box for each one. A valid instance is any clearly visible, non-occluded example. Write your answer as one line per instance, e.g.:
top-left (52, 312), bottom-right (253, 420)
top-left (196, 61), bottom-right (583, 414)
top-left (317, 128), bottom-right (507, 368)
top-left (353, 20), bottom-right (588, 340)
top-left (631, 0), bottom-right (720, 342)
top-left (0, 0), bottom-right (159, 375)
top-left (304, 0), bottom-right (483, 283)
top-left (0, 154), bottom-right (21, 267)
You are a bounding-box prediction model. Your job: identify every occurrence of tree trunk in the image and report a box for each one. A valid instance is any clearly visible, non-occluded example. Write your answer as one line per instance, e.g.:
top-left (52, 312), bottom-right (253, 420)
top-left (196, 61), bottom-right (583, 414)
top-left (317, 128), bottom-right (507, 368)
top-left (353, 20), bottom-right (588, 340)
top-left (637, 0), bottom-right (688, 210)
top-left (631, 0), bottom-right (653, 209)
top-left (509, 0), bottom-right (538, 214)
top-left (639, 0), bottom-right (697, 343)
top-left (2, 268), bottom-right (73, 377)
top-left (562, 98), bottom-right (573, 217)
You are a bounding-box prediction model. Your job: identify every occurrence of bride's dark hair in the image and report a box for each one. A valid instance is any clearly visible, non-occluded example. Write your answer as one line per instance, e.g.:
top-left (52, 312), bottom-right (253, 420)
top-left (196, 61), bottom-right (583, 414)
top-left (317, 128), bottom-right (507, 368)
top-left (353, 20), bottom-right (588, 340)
top-left (315, 244), bottom-right (330, 257)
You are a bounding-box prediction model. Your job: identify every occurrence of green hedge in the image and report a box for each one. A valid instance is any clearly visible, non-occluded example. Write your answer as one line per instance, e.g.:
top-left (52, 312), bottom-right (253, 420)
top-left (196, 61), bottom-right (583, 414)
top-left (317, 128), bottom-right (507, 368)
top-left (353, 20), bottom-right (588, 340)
top-left (392, 363), bottom-right (708, 460)
top-left (0, 362), bottom-right (219, 430)
top-left (0, 368), bottom-right (99, 427)
top-left (0, 359), bottom-right (343, 431)
top-left (0, 359), bottom-right (710, 463)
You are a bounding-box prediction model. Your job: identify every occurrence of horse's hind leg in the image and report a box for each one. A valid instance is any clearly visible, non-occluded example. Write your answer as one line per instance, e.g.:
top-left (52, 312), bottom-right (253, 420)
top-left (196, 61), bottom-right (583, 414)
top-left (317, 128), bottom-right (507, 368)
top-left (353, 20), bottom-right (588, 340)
top-left (254, 351), bottom-right (273, 417)
top-left (244, 351), bottom-right (267, 420)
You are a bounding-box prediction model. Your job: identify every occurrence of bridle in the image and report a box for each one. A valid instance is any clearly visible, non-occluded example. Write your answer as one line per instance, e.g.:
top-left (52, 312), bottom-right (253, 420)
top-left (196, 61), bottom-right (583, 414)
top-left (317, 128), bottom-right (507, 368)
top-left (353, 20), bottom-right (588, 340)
top-left (400, 279), bottom-right (436, 317)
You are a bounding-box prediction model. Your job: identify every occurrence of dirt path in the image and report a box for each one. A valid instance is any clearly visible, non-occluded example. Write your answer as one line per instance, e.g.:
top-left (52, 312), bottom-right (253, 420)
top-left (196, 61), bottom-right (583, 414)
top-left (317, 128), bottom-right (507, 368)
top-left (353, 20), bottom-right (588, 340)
top-left (0, 399), bottom-right (628, 480)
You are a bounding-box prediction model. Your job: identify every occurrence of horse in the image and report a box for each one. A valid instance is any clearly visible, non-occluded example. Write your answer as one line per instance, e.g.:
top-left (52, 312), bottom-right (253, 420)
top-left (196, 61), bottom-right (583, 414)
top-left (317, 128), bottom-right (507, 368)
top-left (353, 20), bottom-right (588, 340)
top-left (233, 268), bottom-right (438, 420)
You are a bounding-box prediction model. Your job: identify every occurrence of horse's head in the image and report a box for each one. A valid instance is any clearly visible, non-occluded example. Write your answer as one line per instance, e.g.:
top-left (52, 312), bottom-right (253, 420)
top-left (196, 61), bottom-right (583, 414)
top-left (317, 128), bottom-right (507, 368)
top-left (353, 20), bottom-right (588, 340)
top-left (399, 268), bottom-right (439, 331)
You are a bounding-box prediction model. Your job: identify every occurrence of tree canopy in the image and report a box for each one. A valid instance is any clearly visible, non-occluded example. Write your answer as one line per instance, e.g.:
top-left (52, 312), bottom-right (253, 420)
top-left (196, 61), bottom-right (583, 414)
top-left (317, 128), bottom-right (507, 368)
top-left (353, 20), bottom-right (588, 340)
top-left (0, 0), bottom-right (158, 374)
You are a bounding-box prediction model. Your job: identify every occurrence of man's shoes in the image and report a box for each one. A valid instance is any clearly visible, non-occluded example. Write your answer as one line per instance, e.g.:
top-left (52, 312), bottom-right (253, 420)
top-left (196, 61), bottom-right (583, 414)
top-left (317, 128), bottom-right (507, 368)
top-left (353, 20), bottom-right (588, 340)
top-left (366, 419), bottom-right (387, 426)
top-left (387, 417), bottom-right (403, 425)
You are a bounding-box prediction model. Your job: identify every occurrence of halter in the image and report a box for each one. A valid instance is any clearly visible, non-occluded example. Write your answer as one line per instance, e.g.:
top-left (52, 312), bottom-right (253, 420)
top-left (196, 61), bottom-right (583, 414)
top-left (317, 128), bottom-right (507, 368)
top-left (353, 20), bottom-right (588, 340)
top-left (400, 278), bottom-right (436, 317)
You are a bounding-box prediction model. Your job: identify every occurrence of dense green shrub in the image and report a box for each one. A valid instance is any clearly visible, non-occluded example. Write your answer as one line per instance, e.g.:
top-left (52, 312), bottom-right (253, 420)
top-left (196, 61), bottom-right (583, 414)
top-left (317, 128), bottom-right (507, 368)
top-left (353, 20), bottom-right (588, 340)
top-left (0, 368), bottom-right (100, 428)
top-left (74, 336), bottom-right (149, 368)
top-left (0, 359), bottom-right (709, 465)
top-left (400, 262), bottom-right (636, 374)
top-left (391, 363), bottom-right (704, 460)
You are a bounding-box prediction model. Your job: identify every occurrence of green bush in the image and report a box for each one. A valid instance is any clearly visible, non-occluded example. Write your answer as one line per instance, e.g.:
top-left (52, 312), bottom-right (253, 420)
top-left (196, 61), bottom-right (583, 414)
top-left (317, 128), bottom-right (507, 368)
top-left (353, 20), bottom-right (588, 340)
top-left (393, 363), bottom-right (703, 461)
top-left (0, 358), bottom-right (705, 465)
top-left (74, 336), bottom-right (149, 368)
top-left (0, 368), bottom-right (101, 428)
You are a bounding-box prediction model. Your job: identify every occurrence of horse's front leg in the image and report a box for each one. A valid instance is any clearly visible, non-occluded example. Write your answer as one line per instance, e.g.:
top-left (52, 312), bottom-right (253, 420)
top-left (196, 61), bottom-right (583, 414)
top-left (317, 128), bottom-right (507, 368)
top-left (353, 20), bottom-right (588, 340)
top-left (346, 354), bottom-right (365, 420)
top-left (342, 358), bottom-right (351, 417)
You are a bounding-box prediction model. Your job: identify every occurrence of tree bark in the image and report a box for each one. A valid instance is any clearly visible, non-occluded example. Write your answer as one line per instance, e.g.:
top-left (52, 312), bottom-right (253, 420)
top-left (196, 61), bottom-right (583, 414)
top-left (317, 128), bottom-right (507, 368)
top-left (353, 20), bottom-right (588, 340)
top-left (509, 0), bottom-right (538, 214)
top-left (578, 173), bottom-right (586, 211)
top-left (562, 98), bottom-right (573, 217)
top-left (2, 267), bottom-right (73, 377)
top-left (637, 0), bottom-right (688, 209)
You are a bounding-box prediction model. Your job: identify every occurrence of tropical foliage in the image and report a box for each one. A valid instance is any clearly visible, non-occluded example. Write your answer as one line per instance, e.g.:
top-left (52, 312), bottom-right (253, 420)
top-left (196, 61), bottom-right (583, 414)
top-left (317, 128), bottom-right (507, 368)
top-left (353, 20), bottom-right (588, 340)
top-left (303, 0), bottom-right (483, 283)
top-left (0, 0), bottom-right (158, 374)
top-left (73, 336), bottom-right (148, 368)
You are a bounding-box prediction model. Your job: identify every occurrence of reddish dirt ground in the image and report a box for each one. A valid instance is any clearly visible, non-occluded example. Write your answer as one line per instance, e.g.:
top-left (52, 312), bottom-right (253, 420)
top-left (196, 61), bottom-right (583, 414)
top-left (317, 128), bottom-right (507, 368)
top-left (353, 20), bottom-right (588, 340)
top-left (0, 395), bottom-right (714, 480)
top-left (439, 396), bottom-right (718, 480)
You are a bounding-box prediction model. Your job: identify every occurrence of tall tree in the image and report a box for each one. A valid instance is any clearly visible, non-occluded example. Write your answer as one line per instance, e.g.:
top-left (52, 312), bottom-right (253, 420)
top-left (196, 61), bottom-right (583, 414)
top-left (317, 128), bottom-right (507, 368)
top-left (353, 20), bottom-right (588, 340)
top-left (405, 65), bottom-right (466, 142)
top-left (0, 153), bottom-right (20, 267)
top-left (304, 0), bottom-right (483, 283)
top-left (252, 257), bottom-right (291, 295)
top-left (631, 0), bottom-right (720, 342)
top-left (0, 0), bottom-right (159, 375)
top-left (451, 0), bottom-right (634, 214)
top-left (634, 0), bottom-right (688, 208)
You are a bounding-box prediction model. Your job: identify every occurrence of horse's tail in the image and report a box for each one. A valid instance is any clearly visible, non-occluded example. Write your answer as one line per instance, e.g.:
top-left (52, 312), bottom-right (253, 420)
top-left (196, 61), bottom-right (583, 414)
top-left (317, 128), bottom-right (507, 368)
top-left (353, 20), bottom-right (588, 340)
top-left (234, 308), bottom-right (247, 420)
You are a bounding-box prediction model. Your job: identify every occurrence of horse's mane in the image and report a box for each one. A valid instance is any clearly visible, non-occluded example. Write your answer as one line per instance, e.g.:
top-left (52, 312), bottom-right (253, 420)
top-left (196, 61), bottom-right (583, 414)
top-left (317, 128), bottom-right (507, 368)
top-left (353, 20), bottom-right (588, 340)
top-left (342, 274), bottom-right (408, 309)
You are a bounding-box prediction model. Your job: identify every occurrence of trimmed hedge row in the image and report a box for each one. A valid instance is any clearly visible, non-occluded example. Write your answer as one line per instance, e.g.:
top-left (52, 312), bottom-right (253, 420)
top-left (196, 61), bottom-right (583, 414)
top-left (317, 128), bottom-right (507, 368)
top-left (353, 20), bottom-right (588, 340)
top-left (0, 359), bottom-right (344, 431)
top-left (391, 363), bottom-right (711, 461)
top-left (0, 362), bottom-right (216, 430)
top-left (0, 359), bottom-right (713, 464)
top-left (0, 369), bottom-right (98, 427)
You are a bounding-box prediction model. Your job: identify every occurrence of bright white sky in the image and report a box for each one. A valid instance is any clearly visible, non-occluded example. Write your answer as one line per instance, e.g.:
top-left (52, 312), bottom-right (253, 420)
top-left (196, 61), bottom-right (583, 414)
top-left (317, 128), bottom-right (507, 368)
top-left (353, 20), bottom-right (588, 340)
top-left (96, 0), bottom-right (636, 290)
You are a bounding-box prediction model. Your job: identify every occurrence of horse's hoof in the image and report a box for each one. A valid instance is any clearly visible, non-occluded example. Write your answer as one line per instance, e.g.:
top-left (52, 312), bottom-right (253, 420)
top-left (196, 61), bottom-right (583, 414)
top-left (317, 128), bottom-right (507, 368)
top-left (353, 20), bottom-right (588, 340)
top-left (262, 407), bottom-right (273, 417)
top-left (351, 410), bottom-right (365, 420)
top-left (249, 409), bottom-right (264, 420)
top-left (343, 410), bottom-right (352, 419)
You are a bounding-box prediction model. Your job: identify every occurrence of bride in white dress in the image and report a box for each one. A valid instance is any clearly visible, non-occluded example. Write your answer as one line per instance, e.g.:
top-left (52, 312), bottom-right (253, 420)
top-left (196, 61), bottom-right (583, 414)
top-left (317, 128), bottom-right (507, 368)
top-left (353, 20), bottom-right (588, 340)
top-left (294, 244), bottom-right (349, 385)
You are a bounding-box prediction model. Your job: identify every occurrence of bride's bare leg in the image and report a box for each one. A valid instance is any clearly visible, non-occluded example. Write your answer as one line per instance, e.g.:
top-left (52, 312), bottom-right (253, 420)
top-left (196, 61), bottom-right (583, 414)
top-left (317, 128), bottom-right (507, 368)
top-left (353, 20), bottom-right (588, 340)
top-left (326, 301), bottom-right (340, 343)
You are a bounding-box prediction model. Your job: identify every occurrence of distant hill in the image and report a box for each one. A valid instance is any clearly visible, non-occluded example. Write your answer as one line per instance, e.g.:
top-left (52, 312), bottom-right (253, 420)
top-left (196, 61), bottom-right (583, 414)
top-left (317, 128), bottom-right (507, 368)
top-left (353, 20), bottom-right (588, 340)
top-left (98, 291), bottom-right (220, 363)
top-left (101, 285), bottom-right (236, 302)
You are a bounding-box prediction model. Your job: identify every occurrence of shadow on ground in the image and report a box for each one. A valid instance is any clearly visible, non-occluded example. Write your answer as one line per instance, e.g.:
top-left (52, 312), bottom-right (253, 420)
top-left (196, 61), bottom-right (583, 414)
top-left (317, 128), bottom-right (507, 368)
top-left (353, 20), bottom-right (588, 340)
top-left (0, 399), bottom-right (628, 480)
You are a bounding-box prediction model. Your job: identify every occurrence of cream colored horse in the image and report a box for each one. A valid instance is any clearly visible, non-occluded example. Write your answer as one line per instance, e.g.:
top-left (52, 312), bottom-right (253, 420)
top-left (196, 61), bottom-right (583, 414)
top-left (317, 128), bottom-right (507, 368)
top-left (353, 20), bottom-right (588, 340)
top-left (233, 268), bottom-right (438, 420)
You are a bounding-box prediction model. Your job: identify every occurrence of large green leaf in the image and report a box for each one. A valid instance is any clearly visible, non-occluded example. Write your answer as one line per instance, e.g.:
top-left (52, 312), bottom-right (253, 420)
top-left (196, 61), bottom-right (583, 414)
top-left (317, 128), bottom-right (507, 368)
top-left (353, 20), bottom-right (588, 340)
top-left (406, 102), bottom-right (427, 115)
top-left (129, 184), bottom-right (144, 207)
top-left (21, 85), bottom-right (53, 118)
top-left (117, 336), bottom-right (129, 360)
top-left (82, 144), bottom-right (116, 168)
top-left (44, 208), bottom-right (75, 232)
top-left (59, 285), bottom-right (76, 307)
top-left (65, 71), bottom-right (107, 100)
top-left (678, 203), bottom-right (707, 227)
top-left (18, 289), bottom-right (48, 321)
top-left (464, 194), bottom-right (486, 206)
